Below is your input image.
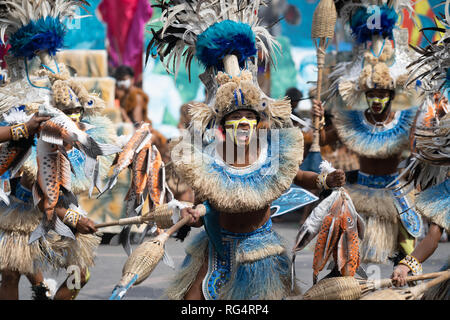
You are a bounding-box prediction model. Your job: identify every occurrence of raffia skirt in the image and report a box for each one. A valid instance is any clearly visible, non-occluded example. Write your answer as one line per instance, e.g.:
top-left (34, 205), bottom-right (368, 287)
top-left (166, 219), bottom-right (300, 300)
top-left (346, 183), bottom-right (416, 264)
top-left (0, 198), bottom-right (100, 275)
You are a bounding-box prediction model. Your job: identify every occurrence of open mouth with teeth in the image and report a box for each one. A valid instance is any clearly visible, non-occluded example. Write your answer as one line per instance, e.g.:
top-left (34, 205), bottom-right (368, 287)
top-left (224, 117), bottom-right (258, 146)
top-left (235, 128), bottom-right (252, 144)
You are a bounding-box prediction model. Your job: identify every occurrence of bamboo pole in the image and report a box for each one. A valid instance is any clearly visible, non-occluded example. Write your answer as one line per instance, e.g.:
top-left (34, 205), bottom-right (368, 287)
top-left (95, 201), bottom-right (193, 229)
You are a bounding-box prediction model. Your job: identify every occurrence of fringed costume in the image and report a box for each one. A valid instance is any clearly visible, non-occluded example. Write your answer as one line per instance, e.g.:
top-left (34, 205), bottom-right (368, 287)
top-left (385, 0), bottom-right (450, 297)
top-left (0, 0), bottom-right (119, 298)
top-left (334, 108), bottom-right (421, 263)
top-left (167, 219), bottom-right (292, 300)
top-left (147, 0), bottom-right (305, 299)
top-left (324, 1), bottom-right (422, 264)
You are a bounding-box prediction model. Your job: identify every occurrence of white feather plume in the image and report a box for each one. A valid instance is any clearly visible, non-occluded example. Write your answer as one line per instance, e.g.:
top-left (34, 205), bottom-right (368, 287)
top-left (319, 160), bottom-right (336, 175)
top-left (1, 106), bottom-right (32, 124)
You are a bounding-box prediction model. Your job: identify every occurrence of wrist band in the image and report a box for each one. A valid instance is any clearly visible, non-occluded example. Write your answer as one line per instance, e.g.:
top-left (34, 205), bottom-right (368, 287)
top-left (399, 255), bottom-right (423, 275)
top-left (316, 172), bottom-right (329, 190)
top-left (63, 209), bottom-right (82, 228)
top-left (10, 123), bottom-right (29, 141)
top-left (318, 116), bottom-right (325, 130)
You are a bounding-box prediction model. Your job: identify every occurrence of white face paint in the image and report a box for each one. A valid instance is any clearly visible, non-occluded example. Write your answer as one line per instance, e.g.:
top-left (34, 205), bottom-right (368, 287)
top-left (117, 79), bottom-right (131, 89)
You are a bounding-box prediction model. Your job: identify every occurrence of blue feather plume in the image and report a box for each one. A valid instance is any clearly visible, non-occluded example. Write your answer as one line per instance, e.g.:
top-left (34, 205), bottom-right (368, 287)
top-left (350, 5), bottom-right (398, 44)
top-left (9, 17), bottom-right (66, 59)
top-left (195, 20), bottom-right (257, 70)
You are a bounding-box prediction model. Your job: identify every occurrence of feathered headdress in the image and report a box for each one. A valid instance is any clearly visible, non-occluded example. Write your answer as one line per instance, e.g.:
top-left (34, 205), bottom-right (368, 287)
top-left (324, 1), bottom-right (420, 110)
top-left (407, 1), bottom-right (450, 92)
top-left (147, 0), bottom-right (294, 131)
top-left (390, 1), bottom-right (450, 191)
top-left (147, 0), bottom-right (279, 79)
top-left (0, 1), bottom-right (103, 115)
top-left (0, 0), bottom-right (89, 60)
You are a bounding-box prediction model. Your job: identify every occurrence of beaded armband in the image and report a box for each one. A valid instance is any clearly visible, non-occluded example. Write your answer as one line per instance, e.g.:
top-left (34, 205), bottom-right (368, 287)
top-left (10, 123), bottom-right (29, 141)
top-left (63, 209), bottom-right (82, 228)
top-left (316, 172), bottom-right (329, 190)
top-left (399, 255), bottom-right (423, 275)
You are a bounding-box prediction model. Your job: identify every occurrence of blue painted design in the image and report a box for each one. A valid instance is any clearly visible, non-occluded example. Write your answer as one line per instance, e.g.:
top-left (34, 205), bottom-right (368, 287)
top-left (202, 219), bottom-right (284, 300)
top-left (416, 179), bottom-right (450, 232)
top-left (356, 171), bottom-right (423, 237)
top-left (357, 171), bottom-right (397, 189)
top-left (271, 186), bottom-right (318, 217)
top-left (205, 239), bottom-right (233, 300)
top-left (391, 185), bottom-right (423, 238)
top-left (14, 182), bottom-right (32, 204)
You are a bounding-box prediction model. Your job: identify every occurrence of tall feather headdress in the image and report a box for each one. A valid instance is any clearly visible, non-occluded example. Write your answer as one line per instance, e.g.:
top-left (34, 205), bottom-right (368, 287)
top-left (146, 0), bottom-right (294, 131)
top-left (0, 0), bottom-right (91, 115)
top-left (324, 0), bottom-right (420, 110)
top-left (0, 0), bottom-right (89, 60)
top-left (147, 0), bottom-right (279, 80)
top-left (391, 0), bottom-right (450, 191)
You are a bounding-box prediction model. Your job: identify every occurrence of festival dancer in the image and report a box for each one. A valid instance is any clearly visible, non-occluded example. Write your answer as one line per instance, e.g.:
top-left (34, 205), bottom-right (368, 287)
top-left (312, 1), bottom-right (422, 266)
top-left (146, 0), bottom-right (345, 300)
top-left (389, 6), bottom-right (450, 296)
top-left (0, 0), bottom-right (120, 300)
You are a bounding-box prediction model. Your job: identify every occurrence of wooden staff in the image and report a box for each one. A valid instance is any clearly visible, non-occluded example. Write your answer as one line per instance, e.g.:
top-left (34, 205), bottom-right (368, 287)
top-left (95, 201), bottom-right (193, 229)
top-left (360, 270), bottom-right (450, 300)
top-left (311, 0), bottom-right (336, 151)
top-left (109, 204), bottom-right (206, 300)
top-left (301, 0), bottom-right (337, 172)
top-left (287, 271), bottom-right (449, 300)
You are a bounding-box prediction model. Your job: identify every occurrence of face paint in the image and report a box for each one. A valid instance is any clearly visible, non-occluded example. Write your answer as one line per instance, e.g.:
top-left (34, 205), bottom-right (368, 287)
top-left (67, 112), bottom-right (81, 123)
top-left (366, 96), bottom-right (390, 114)
top-left (224, 117), bottom-right (257, 145)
